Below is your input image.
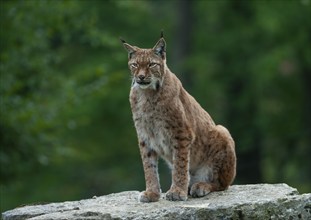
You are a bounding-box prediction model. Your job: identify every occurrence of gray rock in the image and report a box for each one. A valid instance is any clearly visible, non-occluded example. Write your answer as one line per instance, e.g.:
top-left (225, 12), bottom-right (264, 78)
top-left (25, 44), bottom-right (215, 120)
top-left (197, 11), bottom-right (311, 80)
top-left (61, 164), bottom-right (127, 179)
top-left (2, 184), bottom-right (311, 220)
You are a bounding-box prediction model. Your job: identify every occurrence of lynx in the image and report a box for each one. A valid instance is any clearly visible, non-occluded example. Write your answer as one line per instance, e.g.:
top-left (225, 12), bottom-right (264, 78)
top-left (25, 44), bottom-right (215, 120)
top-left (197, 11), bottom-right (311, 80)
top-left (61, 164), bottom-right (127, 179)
top-left (121, 33), bottom-right (236, 202)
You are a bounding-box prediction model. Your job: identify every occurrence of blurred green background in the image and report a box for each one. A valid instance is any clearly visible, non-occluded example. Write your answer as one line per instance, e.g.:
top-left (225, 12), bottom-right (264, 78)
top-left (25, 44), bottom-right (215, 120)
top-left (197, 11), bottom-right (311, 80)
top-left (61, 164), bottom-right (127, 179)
top-left (1, 0), bottom-right (310, 213)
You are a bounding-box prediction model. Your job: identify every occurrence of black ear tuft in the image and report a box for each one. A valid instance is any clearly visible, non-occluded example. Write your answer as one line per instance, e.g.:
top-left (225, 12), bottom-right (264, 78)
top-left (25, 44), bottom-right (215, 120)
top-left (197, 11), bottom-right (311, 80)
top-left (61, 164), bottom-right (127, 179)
top-left (120, 37), bottom-right (126, 43)
top-left (160, 30), bottom-right (164, 38)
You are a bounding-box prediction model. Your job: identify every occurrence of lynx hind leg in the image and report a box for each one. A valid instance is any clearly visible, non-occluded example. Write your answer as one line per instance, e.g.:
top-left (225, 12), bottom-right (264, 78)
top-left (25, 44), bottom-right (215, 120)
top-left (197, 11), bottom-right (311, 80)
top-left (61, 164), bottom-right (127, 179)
top-left (190, 182), bottom-right (213, 198)
top-left (190, 125), bottom-right (236, 198)
top-left (214, 125), bottom-right (236, 190)
top-left (189, 166), bottom-right (214, 198)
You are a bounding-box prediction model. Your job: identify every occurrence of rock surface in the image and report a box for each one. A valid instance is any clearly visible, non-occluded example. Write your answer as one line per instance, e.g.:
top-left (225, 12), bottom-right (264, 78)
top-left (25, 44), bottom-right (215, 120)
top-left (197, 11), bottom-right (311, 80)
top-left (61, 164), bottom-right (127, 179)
top-left (2, 184), bottom-right (311, 220)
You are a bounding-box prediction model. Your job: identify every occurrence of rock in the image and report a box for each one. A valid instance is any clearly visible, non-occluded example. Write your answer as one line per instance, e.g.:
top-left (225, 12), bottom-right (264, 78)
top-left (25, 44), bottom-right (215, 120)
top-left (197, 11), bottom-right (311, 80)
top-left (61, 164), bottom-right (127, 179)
top-left (2, 184), bottom-right (311, 220)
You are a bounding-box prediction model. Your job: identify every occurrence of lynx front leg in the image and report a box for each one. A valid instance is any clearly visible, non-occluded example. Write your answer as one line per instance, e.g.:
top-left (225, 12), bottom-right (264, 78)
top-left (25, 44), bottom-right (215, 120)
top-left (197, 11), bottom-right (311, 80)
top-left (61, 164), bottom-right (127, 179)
top-left (166, 146), bottom-right (190, 201)
top-left (139, 141), bottom-right (161, 203)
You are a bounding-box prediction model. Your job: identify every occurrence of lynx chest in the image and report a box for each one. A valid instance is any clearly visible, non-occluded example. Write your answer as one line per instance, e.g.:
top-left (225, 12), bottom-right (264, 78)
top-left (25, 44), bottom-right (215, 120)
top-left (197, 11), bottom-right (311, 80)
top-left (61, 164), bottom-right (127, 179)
top-left (130, 89), bottom-right (176, 164)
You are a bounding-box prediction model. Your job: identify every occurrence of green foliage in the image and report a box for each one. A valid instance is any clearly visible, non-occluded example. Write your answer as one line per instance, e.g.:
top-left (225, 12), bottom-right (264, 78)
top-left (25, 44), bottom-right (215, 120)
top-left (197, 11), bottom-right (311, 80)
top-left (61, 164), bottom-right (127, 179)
top-left (192, 0), bottom-right (311, 189)
top-left (1, 0), bottom-right (310, 213)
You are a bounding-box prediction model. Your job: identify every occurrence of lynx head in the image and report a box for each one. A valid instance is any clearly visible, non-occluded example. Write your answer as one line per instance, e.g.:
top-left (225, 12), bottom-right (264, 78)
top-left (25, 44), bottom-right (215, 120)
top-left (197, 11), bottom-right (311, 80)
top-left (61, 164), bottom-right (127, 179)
top-left (121, 33), bottom-right (166, 90)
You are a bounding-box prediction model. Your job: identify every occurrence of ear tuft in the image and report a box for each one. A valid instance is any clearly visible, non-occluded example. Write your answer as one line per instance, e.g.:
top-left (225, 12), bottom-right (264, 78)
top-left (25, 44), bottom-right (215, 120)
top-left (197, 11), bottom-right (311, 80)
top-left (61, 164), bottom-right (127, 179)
top-left (160, 30), bottom-right (164, 38)
top-left (119, 37), bottom-right (126, 44)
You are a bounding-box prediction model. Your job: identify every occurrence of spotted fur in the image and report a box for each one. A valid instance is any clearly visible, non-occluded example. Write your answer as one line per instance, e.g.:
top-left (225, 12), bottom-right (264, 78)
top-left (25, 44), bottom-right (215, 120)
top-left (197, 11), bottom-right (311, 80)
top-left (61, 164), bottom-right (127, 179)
top-left (122, 35), bottom-right (236, 202)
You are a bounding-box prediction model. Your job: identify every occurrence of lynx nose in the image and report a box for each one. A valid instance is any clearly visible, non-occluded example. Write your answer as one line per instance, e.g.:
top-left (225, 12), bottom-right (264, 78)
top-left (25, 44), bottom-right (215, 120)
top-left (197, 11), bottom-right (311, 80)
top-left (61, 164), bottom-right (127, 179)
top-left (138, 75), bottom-right (145, 80)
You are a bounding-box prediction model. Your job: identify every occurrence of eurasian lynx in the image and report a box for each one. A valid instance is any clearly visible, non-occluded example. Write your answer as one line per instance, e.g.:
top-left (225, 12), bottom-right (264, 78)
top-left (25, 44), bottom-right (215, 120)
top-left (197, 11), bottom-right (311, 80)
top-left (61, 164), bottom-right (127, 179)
top-left (121, 33), bottom-right (236, 202)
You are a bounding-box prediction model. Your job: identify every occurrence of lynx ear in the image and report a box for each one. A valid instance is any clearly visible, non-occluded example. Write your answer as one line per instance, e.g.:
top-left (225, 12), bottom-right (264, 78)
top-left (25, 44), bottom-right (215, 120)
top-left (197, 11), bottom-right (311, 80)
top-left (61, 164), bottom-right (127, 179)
top-left (120, 38), bottom-right (137, 59)
top-left (153, 37), bottom-right (166, 59)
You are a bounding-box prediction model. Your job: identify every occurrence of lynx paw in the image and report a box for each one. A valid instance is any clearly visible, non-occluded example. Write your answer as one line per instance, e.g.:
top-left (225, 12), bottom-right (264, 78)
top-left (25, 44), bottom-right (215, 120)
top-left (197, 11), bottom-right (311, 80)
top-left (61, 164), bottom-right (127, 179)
top-left (190, 182), bottom-right (212, 198)
top-left (165, 187), bottom-right (187, 201)
top-left (139, 190), bottom-right (160, 203)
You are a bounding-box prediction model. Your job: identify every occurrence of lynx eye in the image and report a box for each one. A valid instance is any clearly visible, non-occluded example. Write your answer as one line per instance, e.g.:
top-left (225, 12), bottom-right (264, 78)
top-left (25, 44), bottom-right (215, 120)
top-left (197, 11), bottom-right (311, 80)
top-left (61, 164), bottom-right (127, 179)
top-left (149, 62), bottom-right (158, 68)
top-left (130, 63), bottom-right (138, 68)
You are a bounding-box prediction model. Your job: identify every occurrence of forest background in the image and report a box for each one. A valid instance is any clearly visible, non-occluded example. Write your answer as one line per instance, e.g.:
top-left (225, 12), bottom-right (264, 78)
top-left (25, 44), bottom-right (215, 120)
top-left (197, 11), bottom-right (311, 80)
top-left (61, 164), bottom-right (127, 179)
top-left (1, 0), bottom-right (310, 213)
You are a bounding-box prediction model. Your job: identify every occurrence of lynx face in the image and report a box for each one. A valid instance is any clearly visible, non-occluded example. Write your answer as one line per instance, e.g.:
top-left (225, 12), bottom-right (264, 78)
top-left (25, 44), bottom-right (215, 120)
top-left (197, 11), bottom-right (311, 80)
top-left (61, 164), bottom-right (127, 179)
top-left (123, 38), bottom-right (166, 90)
top-left (128, 51), bottom-right (163, 90)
